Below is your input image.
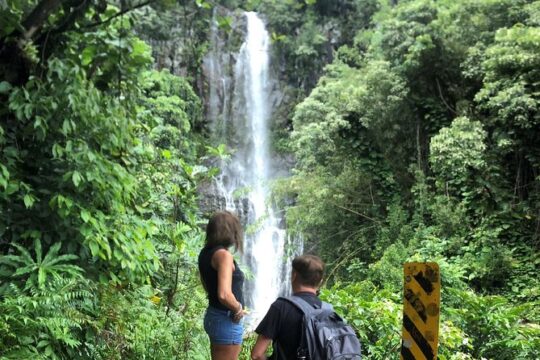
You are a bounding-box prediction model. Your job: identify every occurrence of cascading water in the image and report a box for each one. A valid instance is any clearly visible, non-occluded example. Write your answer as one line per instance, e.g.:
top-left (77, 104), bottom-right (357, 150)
top-left (203, 11), bottom-right (299, 326)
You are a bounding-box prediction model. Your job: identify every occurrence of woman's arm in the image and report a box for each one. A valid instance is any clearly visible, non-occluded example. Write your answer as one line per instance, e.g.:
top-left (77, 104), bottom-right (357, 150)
top-left (212, 249), bottom-right (242, 313)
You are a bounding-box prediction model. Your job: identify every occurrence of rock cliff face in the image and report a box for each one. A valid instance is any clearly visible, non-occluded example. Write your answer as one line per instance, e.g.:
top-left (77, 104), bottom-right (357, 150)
top-left (197, 182), bottom-right (253, 225)
top-left (138, 6), bottom-right (251, 220)
top-left (197, 7), bottom-right (250, 221)
top-left (145, 38), bottom-right (186, 78)
top-left (136, 7), bottom-right (210, 78)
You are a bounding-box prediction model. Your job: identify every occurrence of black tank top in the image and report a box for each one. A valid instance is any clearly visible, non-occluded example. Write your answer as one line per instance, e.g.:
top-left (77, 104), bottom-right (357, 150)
top-left (198, 245), bottom-right (244, 311)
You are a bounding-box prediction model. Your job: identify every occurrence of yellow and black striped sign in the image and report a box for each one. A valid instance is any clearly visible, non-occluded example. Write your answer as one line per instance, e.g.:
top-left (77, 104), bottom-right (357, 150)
top-left (400, 262), bottom-right (440, 360)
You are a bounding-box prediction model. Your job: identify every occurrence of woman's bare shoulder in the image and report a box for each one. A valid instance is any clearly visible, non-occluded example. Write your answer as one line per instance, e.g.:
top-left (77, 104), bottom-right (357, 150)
top-left (211, 248), bottom-right (232, 268)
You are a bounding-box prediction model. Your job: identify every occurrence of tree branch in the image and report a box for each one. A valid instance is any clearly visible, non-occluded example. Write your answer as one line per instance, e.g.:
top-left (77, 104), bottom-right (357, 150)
top-left (83, 0), bottom-right (156, 29)
top-left (330, 201), bottom-right (381, 224)
top-left (435, 77), bottom-right (457, 114)
top-left (323, 245), bottom-right (364, 288)
top-left (21, 0), bottom-right (64, 40)
top-left (51, 0), bottom-right (92, 35)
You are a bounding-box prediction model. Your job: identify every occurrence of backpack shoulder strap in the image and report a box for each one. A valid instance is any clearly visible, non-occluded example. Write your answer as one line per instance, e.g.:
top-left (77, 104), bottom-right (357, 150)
top-left (279, 295), bottom-right (316, 315)
top-left (321, 301), bottom-right (333, 311)
top-left (278, 295), bottom-right (314, 358)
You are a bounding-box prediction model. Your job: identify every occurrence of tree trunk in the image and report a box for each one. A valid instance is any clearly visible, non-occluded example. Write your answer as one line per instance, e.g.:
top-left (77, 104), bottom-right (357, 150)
top-left (416, 116), bottom-right (423, 172)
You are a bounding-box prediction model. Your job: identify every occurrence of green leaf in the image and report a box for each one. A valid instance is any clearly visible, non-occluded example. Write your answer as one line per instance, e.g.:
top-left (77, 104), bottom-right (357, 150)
top-left (195, 0), bottom-right (212, 9)
top-left (42, 242), bottom-right (61, 265)
top-left (23, 194), bottom-right (35, 209)
top-left (89, 241), bottom-right (99, 257)
top-left (72, 171), bottom-right (82, 187)
top-left (0, 164), bottom-right (7, 178)
top-left (38, 267), bottom-right (46, 287)
top-left (217, 16), bottom-right (232, 30)
top-left (0, 81), bottom-right (12, 94)
top-left (23, 104), bottom-right (32, 119)
top-left (81, 46), bottom-right (95, 66)
top-left (131, 39), bottom-right (149, 58)
top-left (271, 32), bottom-right (287, 43)
top-left (62, 119), bottom-right (71, 134)
top-left (13, 266), bottom-right (35, 277)
top-left (80, 209), bottom-right (91, 223)
top-left (162, 149), bottom-right (172, 159)
top-left (11, 243), bottom-right (34, 265)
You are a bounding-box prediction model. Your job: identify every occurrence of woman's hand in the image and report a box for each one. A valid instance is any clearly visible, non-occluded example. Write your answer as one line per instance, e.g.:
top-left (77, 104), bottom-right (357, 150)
top-left (232, 306), bottom-right (247, 323)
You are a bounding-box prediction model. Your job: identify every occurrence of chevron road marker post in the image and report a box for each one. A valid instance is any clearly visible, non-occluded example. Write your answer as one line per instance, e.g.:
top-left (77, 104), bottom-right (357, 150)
top-left (400, 262), bottom-right (441, 360)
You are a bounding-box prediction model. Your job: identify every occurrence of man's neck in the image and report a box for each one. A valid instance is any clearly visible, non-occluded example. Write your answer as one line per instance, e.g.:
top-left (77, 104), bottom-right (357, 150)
top-left (292, 285), bottom-right (317, 295)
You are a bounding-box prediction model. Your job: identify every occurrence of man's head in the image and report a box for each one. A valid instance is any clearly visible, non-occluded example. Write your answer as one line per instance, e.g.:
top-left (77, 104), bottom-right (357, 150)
top-left (291, 255), bottom-right (325, 288)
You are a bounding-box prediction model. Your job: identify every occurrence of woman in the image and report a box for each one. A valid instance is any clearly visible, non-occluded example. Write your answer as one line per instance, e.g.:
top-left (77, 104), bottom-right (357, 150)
top-left (198, 211), bottom-right (246, 360)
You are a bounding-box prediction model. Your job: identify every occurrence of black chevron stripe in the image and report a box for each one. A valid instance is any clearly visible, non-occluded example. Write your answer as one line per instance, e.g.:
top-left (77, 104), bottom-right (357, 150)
top-left (401, 342), bottom-right (415, 360)
top-left (414, 271), bottom-right (434, 295)
top-left (403, 314), bottom-right (434, 360)
top-left (405, 288), bottom-right (427, 323)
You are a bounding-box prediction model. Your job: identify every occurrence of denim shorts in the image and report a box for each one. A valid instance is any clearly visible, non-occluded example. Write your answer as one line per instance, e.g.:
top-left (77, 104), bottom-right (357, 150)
top-left (204, 306), bottom-right (244, 345)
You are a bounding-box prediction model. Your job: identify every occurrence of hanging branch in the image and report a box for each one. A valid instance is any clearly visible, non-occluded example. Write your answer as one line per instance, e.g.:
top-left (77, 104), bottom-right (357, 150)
top-left (83, 0), bottom-right (157, 29)
top-left (48, 0), bottom-right (92, 36)
top-left (330, 201), bottom-right (381, 224)
top-left (323, 245), bottom-right (364, 288)
top-left (435, 77), bottom-right (457, 114)
top-left (20, 0), bottom-right (64, 40)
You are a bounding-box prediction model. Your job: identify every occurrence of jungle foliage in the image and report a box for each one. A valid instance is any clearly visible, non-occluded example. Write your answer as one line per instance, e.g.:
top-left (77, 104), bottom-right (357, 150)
top-left (0, 1), bottom-right (216, 358)
top-left (275, 0), bottom-right (540, 358)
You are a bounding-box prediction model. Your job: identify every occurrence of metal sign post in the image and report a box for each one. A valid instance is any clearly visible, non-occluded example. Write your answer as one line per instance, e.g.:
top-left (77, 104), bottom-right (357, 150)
top-left (400, 262), bottom-right (440, 360)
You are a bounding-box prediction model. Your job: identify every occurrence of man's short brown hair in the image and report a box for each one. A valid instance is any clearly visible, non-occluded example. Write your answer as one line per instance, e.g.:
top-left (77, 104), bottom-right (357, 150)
top-left (206, 211), bottom-right (243, 252)
top-left (292, 255), bottom-right (325, 287)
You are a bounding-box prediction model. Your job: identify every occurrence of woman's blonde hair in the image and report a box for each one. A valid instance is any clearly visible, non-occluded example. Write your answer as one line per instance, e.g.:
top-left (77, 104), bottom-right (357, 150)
top-left (205, 211), bottom-right (243, 253)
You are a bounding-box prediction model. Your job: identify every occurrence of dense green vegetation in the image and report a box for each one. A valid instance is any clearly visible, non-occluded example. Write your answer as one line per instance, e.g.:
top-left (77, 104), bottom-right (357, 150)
top-left (1, 0), bottom-right (539, 359)
top-left (0, 1), bottom-right (214, 358)
top-left (274, 0), bottom-right (540, 359)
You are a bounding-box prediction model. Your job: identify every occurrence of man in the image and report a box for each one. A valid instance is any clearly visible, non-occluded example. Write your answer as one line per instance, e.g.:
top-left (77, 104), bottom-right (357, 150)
top-left (251, 254), bottom-right (325, 360)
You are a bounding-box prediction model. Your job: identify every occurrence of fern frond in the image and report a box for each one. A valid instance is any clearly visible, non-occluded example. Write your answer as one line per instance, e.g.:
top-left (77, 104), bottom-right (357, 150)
top-left (45, 254), bottom-right (79, 266)
top-left (41, 242), bottom-right (61, 264)
top-left (38, 267), bottom-right (46, 288)
top-left (0, 255), bottom-right (26, 267)
top-left (12, 266), bottom-right (36, 277)
top-left (9, 243), bottom-right (34, 265)
top-left (34, 238), bottom-right (42, 264)
top-left (50, 264), bottom-right (83, 277)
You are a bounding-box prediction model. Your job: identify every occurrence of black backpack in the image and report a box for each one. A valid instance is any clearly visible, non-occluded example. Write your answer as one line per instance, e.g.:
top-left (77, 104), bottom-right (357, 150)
top-left (281, 295), bottom-right (362, 360)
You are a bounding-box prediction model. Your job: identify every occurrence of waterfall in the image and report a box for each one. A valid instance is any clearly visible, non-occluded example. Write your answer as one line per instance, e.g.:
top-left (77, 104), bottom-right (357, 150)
top-left (203, 11), bottom-right (299, 327)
